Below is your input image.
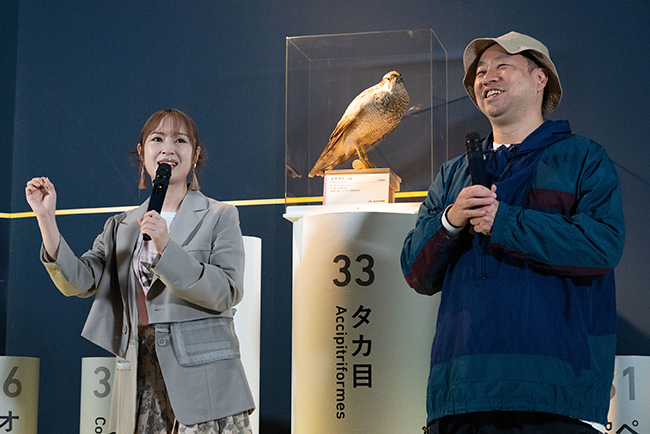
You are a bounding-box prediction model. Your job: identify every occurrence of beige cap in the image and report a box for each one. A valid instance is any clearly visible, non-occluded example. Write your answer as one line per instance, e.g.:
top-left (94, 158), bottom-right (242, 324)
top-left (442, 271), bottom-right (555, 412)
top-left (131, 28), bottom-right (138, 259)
top-left (463, 31), bottom-right (562, 116)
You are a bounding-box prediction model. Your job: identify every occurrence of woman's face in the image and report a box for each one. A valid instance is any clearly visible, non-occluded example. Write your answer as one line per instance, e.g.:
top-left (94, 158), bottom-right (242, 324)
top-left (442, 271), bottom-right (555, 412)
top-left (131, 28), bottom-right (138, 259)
top-left (138, 117), bottom-right (200, 187)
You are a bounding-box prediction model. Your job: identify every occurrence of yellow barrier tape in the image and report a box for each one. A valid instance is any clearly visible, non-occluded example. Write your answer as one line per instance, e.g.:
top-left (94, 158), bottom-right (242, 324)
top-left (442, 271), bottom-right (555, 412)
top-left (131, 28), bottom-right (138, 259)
top-left (4, 206), bottom-right (138, 219)
top-left (1, 191), bottom-right (427, 219)
top-left (395, 191), bottom-right (427, 198)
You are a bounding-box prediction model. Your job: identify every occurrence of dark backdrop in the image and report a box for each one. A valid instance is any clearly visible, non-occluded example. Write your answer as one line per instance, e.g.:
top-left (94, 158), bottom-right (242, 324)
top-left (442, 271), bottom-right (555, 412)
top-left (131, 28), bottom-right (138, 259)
top-left (2, 1), bottom-right (649, 432)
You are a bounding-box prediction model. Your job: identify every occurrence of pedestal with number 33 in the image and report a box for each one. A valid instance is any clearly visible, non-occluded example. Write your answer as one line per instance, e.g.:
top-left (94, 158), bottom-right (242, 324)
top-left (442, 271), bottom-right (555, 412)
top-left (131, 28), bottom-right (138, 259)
top-left (288, 208), bottom-right (440, 433)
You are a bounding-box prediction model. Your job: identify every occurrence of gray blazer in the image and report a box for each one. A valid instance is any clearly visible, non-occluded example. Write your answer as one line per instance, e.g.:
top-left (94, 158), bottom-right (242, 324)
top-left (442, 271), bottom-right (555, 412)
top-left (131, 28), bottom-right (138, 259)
top-left (42, 190), bottom-right (255, 424)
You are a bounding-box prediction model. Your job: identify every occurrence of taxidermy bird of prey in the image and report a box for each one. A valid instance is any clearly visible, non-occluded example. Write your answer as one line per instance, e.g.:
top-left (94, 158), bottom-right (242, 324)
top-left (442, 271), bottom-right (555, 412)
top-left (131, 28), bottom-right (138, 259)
top-left (308, 70), bottom-right (409, 177)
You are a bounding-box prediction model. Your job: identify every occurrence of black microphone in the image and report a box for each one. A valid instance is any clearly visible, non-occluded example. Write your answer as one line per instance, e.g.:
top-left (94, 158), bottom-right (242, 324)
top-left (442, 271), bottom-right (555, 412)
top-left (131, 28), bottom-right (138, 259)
top-left (143, 163), bottom-right (172, 241)
top-left (465, 132), bottom-right (491, 188)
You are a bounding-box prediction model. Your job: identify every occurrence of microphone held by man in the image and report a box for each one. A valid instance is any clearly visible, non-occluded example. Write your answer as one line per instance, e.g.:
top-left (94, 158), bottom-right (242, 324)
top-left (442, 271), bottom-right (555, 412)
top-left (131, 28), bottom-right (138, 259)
top-left (465, 132), bottom-right (491, 188)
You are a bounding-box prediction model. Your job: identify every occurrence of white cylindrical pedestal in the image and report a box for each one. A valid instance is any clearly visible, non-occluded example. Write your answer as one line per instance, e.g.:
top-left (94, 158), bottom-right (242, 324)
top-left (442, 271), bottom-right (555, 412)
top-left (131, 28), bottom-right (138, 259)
top-left (0, 356), bottom-right (39, 434)
top-left (606, 355), bottom-right (650, 433)
top-left (290, 211), bottom-right (439, 433)
top-left (235, 236), bottom-right (262, 433)
top-left (79, 357), bottom-right (116, 434)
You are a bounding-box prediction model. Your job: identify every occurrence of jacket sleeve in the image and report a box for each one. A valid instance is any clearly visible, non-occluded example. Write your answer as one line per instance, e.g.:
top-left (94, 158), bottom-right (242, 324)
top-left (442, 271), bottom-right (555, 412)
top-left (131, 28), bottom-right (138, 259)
top-left (41, 215), bottom-right (119, 298)
top-left (151, 203), bottom-right (245, 312)
top-left (401, 159), bottom-right (469, 295)
top-left (490, 144), bottom-right (625, 278)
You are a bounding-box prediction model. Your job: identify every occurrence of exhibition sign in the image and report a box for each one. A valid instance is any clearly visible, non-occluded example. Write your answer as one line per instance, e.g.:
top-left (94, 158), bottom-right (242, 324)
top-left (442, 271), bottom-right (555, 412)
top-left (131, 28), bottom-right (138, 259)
top-left (0, 357), bottom-right (39, 434)
top-left (290, 209), bottom-right (439, 433)
top-left (79, 357), bottom-right (115, 434)
top-left (606, 356), bottom-right (650, 434)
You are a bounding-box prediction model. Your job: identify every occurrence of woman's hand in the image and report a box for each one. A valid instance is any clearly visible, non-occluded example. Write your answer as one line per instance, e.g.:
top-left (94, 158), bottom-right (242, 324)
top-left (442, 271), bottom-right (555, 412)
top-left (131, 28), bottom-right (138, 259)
top-left (26, 177), bottom-right (57, 219)
top-left (138, 211), bottom-right (170, 254)
top-left (25, 177), bottom-right (61, 260)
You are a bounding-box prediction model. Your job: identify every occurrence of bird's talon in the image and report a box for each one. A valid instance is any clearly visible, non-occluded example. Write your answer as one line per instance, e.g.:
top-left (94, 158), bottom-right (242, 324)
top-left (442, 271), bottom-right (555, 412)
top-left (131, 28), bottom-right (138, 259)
top-left (352, 159), bottom-right (377, 170)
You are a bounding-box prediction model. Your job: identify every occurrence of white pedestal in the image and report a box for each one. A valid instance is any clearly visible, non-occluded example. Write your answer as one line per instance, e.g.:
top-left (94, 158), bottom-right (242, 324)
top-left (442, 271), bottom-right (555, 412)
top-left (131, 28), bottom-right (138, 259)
top-left (235, 236), bottom-right (262, 433)
top-left (79, 357), bottom-right (115, 434)
top-left (0, 356), bottom-right (39, 434)
top-left (286, 208), bottom-right (439, 433)
top-left (606, 355), bottom-right (650, 433)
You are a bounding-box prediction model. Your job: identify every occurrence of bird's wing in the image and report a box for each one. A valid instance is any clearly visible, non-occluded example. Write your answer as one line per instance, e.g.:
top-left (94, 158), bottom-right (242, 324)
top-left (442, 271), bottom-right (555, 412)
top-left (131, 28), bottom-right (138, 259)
top-left (307, 85), bottom-right (379, 177)
top-left (319, 88), bottom-right (373, 156)
top-left (307, 111), bottom-right (362, 177)
top-left (323, 107), bottom-right (363, 154)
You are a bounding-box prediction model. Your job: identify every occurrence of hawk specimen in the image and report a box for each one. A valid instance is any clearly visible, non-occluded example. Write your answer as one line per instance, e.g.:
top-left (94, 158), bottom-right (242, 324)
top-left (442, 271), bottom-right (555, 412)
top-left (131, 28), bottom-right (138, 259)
top-left (308, 71), bottom-right (409, 177)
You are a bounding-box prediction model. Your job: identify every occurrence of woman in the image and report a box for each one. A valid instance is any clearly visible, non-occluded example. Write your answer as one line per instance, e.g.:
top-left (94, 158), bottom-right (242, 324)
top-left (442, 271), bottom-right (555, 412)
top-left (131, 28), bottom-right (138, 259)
top-left (25, 109), bottom-right (255, 434)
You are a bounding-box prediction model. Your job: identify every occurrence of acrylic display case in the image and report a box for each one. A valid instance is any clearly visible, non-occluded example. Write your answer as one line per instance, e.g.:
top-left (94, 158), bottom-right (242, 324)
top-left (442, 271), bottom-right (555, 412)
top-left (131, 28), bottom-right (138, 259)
top-left (285, 29), bottom-right (447, 207)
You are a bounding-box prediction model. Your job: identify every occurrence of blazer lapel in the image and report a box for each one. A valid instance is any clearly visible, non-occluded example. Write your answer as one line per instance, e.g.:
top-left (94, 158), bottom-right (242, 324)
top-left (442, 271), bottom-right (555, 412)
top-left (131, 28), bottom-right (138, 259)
top-left (116, 201), bottom-right (148, 304)
top-left (169, 190), bottom-right (211, 247)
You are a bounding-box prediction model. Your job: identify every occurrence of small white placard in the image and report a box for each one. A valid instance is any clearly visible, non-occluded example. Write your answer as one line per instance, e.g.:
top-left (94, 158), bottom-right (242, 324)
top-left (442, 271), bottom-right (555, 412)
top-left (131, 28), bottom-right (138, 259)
top-left (323, 169), bottom-right (401, 205)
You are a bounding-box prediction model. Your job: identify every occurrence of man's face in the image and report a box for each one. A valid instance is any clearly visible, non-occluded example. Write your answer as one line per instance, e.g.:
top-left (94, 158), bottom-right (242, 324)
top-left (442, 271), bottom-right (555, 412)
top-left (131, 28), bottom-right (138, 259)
top-left (473, 44), bottom-right (547, 124)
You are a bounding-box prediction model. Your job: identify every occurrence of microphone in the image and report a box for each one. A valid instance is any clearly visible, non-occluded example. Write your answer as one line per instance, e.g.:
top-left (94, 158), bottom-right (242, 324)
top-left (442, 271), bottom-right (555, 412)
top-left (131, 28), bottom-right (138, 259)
top-left (143, 163), bottom-right (172, 241)
top-left (465, 132), bottom-right (491, 188)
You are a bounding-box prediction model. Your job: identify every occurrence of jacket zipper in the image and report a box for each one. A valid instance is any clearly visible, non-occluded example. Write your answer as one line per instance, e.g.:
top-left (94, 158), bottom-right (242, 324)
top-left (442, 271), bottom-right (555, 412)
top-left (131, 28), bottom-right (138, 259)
top-left (479, 234), bottom-right (490, 280)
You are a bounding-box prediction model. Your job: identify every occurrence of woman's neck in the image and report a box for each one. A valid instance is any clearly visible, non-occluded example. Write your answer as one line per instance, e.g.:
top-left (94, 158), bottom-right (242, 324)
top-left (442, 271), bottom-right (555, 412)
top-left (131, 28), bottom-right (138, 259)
top-left (161, 182), bottom-right (188, 212)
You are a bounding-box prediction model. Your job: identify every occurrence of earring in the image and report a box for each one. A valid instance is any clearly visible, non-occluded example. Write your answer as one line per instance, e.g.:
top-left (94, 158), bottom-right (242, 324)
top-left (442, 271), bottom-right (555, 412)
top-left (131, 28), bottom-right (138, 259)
top-left (138, 165), bottom-right (148, 189)
top-left (189, 164), bottom-right (200, 191)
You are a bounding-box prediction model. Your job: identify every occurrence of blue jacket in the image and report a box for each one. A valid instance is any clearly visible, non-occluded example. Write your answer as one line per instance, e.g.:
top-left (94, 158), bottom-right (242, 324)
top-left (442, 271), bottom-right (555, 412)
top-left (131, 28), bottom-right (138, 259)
top-left (401, 120), bottom-right (625, 425)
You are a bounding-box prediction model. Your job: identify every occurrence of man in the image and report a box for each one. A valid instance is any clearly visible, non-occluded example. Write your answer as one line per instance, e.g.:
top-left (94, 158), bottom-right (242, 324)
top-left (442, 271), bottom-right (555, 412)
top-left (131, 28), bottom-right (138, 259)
top-left (401, 31), bottom-right (625, 433)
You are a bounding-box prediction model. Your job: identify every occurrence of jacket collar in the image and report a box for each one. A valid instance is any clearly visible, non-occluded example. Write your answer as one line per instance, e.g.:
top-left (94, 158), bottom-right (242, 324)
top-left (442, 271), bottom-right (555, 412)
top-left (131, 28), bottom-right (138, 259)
top-left (484, 119), bottom-right (572, 154)
top-left (482, 120), bottom-right (573, 207)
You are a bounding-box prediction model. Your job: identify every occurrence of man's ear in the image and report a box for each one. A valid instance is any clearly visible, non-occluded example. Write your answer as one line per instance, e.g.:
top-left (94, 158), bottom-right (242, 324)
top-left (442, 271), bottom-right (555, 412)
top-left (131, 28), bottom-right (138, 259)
top-left (536, 68), bottom-right (549, 93)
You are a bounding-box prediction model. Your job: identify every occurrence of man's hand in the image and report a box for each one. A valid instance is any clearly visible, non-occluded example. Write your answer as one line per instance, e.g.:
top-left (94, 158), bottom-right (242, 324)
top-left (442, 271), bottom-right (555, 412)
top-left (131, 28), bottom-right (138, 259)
top-left (447, 185), bottom-right (498, 234)
top-left (469, 185), bottom-right (499, 235)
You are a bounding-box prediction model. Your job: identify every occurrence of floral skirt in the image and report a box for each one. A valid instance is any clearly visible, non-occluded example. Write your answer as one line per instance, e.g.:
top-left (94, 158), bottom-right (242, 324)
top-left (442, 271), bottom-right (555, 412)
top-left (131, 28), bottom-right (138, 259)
top-left (136, 325), bottom-right (253, 434)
